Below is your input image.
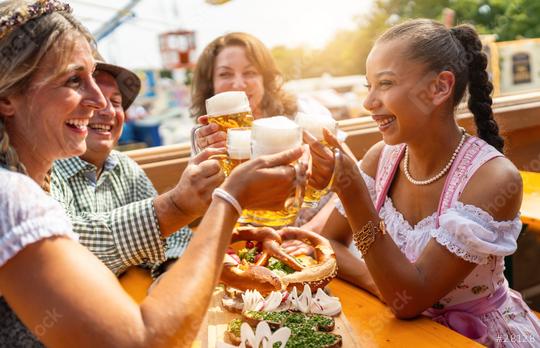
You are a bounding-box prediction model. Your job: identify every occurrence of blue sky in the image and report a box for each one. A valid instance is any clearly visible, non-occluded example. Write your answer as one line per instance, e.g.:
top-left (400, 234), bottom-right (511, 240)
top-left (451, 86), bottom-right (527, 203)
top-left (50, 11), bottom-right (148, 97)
top-left (72, 0), bottom-right (373, 69)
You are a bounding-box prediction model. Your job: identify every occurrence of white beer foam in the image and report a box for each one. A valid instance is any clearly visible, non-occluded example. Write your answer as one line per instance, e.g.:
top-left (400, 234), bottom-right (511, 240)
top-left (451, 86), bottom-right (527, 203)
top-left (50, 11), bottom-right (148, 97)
top-left (251, 116), bottom-right (302, 157)
top-left (295, 112), bottom-right (337, 141)
top-left (206, 91), bottom-right (251, 116)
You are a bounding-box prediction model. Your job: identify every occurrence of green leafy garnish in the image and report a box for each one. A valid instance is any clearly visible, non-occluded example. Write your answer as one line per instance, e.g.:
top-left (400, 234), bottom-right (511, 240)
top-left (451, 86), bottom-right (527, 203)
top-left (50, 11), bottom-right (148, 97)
top-left (267, 257), bottom-right (296, 274)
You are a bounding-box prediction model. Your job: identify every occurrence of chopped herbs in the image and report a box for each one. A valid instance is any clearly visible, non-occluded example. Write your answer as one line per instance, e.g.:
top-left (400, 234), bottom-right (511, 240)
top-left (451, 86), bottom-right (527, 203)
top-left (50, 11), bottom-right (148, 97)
top-left (240, 311), bottom-right (339, 347)
top-left (267, 257), bottom-right (296, 274)
top-left (227, 318), bottom-right (242, 337)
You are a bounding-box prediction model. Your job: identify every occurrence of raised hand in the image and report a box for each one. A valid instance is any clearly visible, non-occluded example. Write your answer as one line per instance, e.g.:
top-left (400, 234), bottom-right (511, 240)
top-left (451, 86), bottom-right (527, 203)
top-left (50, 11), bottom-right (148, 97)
top-left (170, 147), bottom-right (227, 219)
top-left (194, 115), bottom-right (227, 150)
top-left (303, 129), bottom-right (334, 190)
top-left (320, 128), bottom-right (362, 196)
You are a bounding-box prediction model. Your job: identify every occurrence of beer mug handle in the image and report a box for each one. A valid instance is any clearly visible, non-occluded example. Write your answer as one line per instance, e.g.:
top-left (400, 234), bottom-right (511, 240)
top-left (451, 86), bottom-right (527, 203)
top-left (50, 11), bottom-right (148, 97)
top-left (190, 124), bottom-right (204, 155)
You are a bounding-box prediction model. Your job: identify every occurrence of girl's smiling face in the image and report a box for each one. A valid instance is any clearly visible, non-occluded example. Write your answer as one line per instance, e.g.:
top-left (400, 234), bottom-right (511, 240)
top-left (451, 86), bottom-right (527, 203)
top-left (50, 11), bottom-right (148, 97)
top-left (363, 40), bottom-right (439, 145)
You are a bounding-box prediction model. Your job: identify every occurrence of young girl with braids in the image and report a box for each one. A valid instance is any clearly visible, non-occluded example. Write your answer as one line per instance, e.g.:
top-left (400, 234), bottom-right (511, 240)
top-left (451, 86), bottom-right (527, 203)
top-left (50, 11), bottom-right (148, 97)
top-left (0, 1), bottom-right (305, 346)
top-left (303, 19), bottom-right (540, 346)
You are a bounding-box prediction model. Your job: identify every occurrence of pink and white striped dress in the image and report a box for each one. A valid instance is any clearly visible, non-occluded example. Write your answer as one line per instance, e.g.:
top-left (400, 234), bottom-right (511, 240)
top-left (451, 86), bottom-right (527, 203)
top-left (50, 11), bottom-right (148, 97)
top-left (338, 136), bottom-right (540, 347)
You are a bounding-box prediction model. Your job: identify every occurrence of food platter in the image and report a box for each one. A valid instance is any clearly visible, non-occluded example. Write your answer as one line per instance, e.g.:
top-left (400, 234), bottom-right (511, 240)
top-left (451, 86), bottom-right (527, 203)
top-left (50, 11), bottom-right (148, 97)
top-left (194, 286), bottom-right (360, 347)
top-left (190, 226), bottom-right (358, 347)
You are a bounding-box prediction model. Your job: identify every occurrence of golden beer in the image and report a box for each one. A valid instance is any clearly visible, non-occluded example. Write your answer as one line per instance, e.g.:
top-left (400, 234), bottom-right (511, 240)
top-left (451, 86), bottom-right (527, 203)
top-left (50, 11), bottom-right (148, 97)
top-left (207, 111), bottom-right (253, 131)
top-left (227, 128), bottom-right (252, 225)
top-left (245, 116), bottom-right (304, 227)
top-left (247, 206), bottom-right (301, 227)
top-left (295, 112), bottom-right (337, 208)
top-left (226, 158), bottom-right (249, 175)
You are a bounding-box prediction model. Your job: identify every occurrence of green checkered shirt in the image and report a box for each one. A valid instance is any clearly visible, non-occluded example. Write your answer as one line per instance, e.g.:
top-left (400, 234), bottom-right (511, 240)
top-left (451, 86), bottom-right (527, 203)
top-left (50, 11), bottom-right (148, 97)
top-left (50, 150), bottom-right (192, 276)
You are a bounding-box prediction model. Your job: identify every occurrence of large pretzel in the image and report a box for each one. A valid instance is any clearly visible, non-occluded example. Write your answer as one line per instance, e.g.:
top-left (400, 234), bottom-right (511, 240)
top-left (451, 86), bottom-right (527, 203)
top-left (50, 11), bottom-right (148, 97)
top-left (278, 227), bottom-right (337, 291)
top-left (220, 226), bottom-right (337, 294)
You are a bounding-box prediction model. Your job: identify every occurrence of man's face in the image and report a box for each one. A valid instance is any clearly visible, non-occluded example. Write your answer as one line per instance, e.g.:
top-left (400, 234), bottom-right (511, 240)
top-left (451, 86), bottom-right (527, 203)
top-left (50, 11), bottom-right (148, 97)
top-left (84, 70), bottom-right (125, 156)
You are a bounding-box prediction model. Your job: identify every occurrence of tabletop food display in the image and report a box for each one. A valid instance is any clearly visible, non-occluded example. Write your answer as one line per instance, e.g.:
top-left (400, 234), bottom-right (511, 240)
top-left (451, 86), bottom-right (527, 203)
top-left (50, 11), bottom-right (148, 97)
top-left (214, 226), bottom-right (350, 347)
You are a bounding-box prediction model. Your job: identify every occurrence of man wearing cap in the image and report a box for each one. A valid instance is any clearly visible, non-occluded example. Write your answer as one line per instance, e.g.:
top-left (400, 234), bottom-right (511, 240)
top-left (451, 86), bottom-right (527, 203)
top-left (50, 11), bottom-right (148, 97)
top-left (51, 62), bottom-right (226, 276)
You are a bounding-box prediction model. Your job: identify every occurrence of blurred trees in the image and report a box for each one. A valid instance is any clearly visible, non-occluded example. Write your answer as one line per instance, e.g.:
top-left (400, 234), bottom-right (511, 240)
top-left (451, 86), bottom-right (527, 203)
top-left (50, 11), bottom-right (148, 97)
top-left (272, 0), bottom-right (540, 80)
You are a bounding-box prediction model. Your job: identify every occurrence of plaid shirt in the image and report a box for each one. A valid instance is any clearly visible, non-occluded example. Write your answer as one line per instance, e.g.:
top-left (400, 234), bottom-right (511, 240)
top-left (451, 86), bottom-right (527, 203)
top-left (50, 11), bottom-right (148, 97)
top-left (50, 150), bottom-right (192, 276)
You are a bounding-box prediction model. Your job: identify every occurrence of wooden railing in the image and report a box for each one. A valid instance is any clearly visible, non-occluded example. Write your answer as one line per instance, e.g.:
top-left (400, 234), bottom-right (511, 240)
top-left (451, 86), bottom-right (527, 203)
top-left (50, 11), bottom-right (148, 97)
top-left (126, 91), bottom-right (540, 194)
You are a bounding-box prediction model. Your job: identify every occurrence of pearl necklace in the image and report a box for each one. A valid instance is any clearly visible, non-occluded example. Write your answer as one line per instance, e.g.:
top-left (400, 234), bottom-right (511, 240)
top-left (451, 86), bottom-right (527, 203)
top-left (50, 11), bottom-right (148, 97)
top-left (403, 130), bottom-right (467, 185)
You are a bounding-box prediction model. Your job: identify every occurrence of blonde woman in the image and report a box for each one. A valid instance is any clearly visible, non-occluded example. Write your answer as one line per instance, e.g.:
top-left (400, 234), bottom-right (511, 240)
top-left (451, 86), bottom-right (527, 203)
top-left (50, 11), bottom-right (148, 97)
top-left (0, 1), bottom-right (305, 346)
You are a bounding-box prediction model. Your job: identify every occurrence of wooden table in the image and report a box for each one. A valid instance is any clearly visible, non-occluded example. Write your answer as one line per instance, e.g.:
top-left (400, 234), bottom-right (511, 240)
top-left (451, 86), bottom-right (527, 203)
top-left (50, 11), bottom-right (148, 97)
top-left (520, 171), bottom-right (540, 232)
top-left (119, 268), bottom-right (481, 347)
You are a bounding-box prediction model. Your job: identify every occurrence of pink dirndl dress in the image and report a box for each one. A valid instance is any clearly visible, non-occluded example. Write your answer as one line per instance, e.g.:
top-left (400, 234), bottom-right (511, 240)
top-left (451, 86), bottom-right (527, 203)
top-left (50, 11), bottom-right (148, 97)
top-left (339, 136), bottom-right (540, 347)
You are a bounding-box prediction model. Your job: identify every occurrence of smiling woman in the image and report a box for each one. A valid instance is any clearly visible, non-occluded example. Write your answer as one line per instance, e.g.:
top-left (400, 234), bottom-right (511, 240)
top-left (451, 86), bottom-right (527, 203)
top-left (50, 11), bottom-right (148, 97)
top-left (191, 32), bottom-right (298, 120)
top-left (0, 0), bottom-right (105, 189)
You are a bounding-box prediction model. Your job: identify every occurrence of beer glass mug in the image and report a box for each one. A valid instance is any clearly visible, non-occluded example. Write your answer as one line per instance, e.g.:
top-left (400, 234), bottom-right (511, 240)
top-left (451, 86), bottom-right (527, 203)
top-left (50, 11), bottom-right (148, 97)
top-left (223, 127), bottom-right (251, 177)
top-left (206, 91), bottom-right (253, 131)
top-left (225, 128), bottom-right (253, 225)
top-left (191, 91), bottom-right (254, 170)
top-left (246, 116), bottom-right (304, 227)
top-left (295, 112), bottom-right (337, 208)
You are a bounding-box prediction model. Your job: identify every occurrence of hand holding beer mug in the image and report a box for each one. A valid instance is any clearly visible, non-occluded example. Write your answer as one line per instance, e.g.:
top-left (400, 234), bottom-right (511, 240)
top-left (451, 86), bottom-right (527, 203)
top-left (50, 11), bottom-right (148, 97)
top-left (192, 91), bottom-right (253, 153)
top-left (295, 112), bottom-right (337, 208)
top-left (246, 116), bottom-right (307, 227)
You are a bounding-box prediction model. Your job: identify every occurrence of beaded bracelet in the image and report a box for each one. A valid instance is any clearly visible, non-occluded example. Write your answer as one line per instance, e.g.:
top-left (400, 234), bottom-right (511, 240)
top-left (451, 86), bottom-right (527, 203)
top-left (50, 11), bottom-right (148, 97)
top-left (212, 188), bottom-right (243, 216)
top-left (353, 220), bottom-right (386, 256)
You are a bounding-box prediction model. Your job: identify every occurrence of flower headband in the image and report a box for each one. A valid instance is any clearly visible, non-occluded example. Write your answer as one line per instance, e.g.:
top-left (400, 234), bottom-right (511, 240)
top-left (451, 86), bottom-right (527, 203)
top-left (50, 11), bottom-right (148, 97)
top-left (0, 0), bottom-right (71, 40)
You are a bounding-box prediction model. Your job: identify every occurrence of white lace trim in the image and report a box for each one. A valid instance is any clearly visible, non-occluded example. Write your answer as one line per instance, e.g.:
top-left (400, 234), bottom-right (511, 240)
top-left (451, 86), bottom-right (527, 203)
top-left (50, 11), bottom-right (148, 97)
top-left (451, 201), bottom-right (522, 229)
top-left (431, 204), bottom-right (520, 264)
top-left (430, 228), bottom-right (489, 264)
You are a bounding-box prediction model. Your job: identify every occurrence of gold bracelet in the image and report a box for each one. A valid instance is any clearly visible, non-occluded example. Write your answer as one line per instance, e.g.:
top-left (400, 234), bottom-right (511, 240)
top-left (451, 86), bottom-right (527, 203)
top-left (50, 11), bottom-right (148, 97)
top-left (353, 220), bottom-right (386, 256)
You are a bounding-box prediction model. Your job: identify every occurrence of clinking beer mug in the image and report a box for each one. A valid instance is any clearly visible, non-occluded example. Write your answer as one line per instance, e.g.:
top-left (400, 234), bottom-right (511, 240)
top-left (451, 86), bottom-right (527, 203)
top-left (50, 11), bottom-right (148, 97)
top-left (295, 112), bottom-right (337, 208)
top-left (225, 127), bottom-right (252, 225)
top-left (223, 127), bottom-right (251, 177)
top-left (205, 91), bottom-right (253, 131)
top-left (245, 116), bottom-right (305, 227)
